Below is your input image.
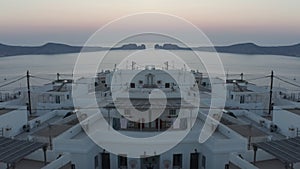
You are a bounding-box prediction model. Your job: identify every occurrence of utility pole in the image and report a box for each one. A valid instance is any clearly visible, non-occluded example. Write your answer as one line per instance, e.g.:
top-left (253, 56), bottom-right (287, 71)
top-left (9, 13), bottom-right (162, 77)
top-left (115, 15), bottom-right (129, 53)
top-left (268, 70), bottom-right (274, 115)
top-left (26, 70), bottom-right (32, 115)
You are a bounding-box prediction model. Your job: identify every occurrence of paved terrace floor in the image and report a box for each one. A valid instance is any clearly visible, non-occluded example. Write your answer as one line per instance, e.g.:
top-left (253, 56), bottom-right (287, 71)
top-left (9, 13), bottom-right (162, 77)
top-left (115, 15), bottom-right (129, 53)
top-left (15, 159), bottom-right (45, 169)
top-left (34, 124), bottom-right (73, 138)
top-left (229, 159), bottom-right (285, 169)
top-left (236, 114), bottom-right (286, 140)
top-left (255, 159), bottom-right (286, 169)
top-left (285, 108), bottom-right (300, 116)
top-left (0, 108), bottom-right (16, 116)
top-left (227, 124), bottom-right (267, 137)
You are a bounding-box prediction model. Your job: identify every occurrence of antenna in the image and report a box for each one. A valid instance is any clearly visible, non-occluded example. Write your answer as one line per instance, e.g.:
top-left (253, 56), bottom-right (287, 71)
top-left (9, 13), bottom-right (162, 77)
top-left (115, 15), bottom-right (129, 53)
top-left (164, 61), bottom-right (169, 70)
top-left (132, 61), bottom-right (136, 70)
top-left (226, 69), bottom-right (229, 79)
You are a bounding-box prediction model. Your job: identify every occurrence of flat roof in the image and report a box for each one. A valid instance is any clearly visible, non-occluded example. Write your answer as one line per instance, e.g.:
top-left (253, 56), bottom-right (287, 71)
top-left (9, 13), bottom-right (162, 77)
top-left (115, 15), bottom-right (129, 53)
top-left (255, 159), bottom-right (286, 169)
top-left (0, 108), bottom-right (16, 116)
top-left (284, 108), bottom-right (300, 116)
top-left (228, 124), bottom-right (267, 137)
top-left (229, 159), bottom-right (285, 169)
top-left (253, 137), bottom-right (300, 164)
top-left (59, 162), bottom-right (73, 169)
top-left (103, 99), bottom-right (197, 109)
top-left (34, 125), bottom-right (72, 138)
top-left (15, 159), bottom-right (45, 169)
top-left (0, 137), bottom-right (47, 164)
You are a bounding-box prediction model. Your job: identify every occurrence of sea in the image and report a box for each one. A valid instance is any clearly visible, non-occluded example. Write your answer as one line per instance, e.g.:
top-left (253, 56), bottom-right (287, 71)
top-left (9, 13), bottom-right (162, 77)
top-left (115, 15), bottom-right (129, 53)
top-left (0, 50), bottom-right (299, 91)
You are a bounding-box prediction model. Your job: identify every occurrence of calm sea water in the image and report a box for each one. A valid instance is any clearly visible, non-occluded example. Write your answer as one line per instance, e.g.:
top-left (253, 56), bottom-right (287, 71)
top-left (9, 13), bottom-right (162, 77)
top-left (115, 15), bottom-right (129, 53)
top-left (0, 51), bottom-right (299, 89)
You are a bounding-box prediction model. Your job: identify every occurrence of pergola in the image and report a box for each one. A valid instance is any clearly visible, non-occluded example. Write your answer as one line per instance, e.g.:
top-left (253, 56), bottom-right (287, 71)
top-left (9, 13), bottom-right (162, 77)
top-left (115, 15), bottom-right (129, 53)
top-left (0, 137), bottom-right (48, 169)
top-left (252, 137), bottom-right (300, 169)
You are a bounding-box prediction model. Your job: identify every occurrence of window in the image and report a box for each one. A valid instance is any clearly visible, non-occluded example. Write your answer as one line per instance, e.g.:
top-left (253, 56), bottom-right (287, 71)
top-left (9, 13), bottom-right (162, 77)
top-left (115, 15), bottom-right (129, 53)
top-left (130, 83), bottom-right (135, 88)
top-left (165, 83), bottom-right (170, 88)
top-left (230, 95), bottom-right (234, 100)
top-left (55, 95), bottom-right (60, 104)
top-left (157, 80), bottom-right (161, 84)
top-left (94, 155), bottom-right (99, 168)
top-left (66, 94), bottom-right (70, 100)
top-left (139, 80), bottom-right (143, 84)
top-left (118, 155), bottom-right (127, 168)
top-left (240, 95), bottom-right (245, 104)
top-left (169, 109), bottom-right (177, 116)
top-left (201, 155), bottom-right (206, 168)
top-left (101, 80), bottom-right (106, 84)
top-left (173, 154), bottom-right (182, 168)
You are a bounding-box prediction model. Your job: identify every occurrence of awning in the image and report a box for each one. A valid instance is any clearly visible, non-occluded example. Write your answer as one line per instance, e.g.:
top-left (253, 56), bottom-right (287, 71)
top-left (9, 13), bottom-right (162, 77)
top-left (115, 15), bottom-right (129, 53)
top-left (0, 137), bottom-right (47, 165)
top-left (253, 137), bottom-right (300, 165)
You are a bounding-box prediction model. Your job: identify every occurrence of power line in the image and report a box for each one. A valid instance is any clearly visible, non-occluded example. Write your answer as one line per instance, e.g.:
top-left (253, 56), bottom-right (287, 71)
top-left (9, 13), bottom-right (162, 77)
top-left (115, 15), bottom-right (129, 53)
top-left (0, 76), bottom-right (26, 88)
top-left (0, 75), bottom-right (26, 84)
top-left (244, 76), bottom-right (269, 81)
top-left (276, 75), bottom-right (298, 82)
top-left (274, 76), bottom-right (300, 88)
top-left (30, 75), bottom-right (54, 82)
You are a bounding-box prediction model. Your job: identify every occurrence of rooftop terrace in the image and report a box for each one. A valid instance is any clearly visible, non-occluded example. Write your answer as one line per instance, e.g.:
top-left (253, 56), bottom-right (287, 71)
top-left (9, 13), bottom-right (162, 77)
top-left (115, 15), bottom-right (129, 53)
top-left (34, 124), bottom-right (73, 138)
top-left (284, 108), bottom-right (300, 116)
top-left (15, 159), bottom-right (45, 169)
top-left (227, 124), bottom-right (267, 137)
top-left (0, 108), bottom-right (16, 116)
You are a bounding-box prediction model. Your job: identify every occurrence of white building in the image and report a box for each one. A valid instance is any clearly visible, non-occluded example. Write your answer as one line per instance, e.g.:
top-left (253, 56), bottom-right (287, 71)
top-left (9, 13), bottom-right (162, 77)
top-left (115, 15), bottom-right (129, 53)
top-left (0, 66), bottom-right (299, 169)
top-left (0, 106), bottom-right (28, 137)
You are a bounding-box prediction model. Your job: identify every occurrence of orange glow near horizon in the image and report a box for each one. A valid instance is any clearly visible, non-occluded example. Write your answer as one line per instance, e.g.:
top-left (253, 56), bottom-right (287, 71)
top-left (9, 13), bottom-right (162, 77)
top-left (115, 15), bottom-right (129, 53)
top-left (1, 0), bottom-right (300, 45)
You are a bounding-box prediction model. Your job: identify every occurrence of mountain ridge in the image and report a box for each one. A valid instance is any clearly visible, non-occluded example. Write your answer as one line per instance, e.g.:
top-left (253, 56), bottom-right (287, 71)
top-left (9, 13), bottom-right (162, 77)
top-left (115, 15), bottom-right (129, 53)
top-left (154, 43), bottom-right (300, 57)
top-left (0, 43), bottom-right (145, 57)
top-left (1, 42), bottom-right (300, 57)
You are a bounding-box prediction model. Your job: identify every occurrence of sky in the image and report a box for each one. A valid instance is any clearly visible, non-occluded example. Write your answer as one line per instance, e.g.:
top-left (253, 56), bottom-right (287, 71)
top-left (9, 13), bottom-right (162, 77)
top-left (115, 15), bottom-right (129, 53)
top-left (0, 0), bottom-right (300, 46)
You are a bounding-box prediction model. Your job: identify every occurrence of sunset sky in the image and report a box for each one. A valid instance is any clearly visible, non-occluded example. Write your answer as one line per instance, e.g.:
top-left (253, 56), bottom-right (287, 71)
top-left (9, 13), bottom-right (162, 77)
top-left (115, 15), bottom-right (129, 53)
top-left (1, 0), bottom-right (300, 45)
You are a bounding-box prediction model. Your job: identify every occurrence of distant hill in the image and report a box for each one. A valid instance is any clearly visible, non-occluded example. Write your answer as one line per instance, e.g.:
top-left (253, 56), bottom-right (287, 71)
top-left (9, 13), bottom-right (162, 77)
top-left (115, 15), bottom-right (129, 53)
top-left (0, 43), bottom-right (145, 57)
top-left (111, 44), bottom-right (146, 50)
top-left (155, 43), bottom-right (300, 57)
top-left (154, 44), bottom-right (192, 50)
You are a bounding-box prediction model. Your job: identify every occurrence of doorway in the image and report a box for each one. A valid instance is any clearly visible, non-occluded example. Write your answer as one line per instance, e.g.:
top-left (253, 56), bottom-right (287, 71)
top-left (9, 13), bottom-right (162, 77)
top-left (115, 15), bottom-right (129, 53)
top-left (141, 156), bottom-right (160, 169)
